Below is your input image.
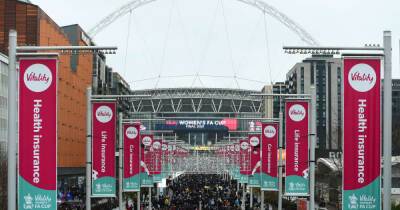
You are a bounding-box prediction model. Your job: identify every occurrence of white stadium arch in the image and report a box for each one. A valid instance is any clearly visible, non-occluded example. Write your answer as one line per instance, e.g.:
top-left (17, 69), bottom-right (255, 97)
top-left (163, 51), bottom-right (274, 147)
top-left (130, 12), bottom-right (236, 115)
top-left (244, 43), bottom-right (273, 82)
top-left (88, 0), bottom-right (318, 46)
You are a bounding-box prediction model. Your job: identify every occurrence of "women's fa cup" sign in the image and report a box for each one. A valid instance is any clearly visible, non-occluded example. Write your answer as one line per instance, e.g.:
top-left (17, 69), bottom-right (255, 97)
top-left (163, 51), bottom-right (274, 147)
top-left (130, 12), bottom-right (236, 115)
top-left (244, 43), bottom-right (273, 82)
top-left (343, 58), bottom-right (381, 210)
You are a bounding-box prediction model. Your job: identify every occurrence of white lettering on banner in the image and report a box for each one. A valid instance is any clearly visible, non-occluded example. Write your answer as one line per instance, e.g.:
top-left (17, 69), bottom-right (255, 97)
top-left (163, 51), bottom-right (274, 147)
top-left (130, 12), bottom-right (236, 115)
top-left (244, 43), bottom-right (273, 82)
top-left (294, 130), bottom-right (300, 172)
top-left (357, 99), bottom-right (367, 184)
top-left (267, 144), bottom-right (272, 173)
top-left (101, 131), bottom-right (107, 173)
top-left (32, 99), bottom-right (43, 184)
top-left (129, 145), bottom-right (134, 175)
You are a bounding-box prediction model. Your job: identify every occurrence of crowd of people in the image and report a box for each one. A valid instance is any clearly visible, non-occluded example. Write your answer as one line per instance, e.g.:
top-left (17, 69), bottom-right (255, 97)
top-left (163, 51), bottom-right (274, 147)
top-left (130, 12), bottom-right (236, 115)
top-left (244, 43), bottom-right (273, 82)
top-left (143, 174), bottom-right (259, 210)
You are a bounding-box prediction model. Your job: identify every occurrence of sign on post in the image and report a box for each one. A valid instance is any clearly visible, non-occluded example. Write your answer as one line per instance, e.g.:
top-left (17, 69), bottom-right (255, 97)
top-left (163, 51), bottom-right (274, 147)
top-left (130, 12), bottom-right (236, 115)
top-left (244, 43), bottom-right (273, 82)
top-left (123, 123), bottom-right (141, 192)
top-left (261, 122), bottom-right (278, 191)
top-left (342, 57), bottom-right (381, 210)
top-left (285, 100), bottom-right (309, 196)
top-left (249, 134), bottom-right (261, 187)
top-left (18, 58), bottom-right (58, 210)
top-left (92, 102), bottom-right (116, 197)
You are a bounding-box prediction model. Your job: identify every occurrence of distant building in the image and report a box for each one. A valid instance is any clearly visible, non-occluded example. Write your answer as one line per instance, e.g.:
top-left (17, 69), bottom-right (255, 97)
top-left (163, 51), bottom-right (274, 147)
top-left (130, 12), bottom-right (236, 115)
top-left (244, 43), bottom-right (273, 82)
top-left (111, 72), bottom-right (132, 115)
top-left (393, 79), bottom-right (400, 155)
top-left (286, 55), bottom-right (342, 158)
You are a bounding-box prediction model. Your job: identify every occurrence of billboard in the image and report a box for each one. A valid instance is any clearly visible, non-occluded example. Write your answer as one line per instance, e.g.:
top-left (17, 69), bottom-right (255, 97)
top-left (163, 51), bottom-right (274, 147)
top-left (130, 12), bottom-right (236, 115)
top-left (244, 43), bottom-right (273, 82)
top-left (155, 118), bottom-right (237, 131)
top-left (123, 123), bottom-right (141, 192)
top-left (18, 58), bottom-right (58, 210)
top-left (92, 102), bottom-right (116, 197)
top-left (342, 57), bottom-right (381, 210)
top-left (261, 122), bottom-right (278, 191)
top-left (285, 100), bottom-right (309, 196)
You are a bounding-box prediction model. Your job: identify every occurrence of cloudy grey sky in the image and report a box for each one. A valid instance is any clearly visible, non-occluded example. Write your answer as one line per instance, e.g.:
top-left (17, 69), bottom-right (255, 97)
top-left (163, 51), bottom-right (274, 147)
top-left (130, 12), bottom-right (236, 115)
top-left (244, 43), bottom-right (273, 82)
top-left (34, 0), bottom-right (400, 90)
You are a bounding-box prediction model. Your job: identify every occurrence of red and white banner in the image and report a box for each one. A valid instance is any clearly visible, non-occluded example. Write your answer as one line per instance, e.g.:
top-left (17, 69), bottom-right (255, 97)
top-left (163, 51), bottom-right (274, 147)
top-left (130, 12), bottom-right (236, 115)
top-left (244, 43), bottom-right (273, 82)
top-left (92, 102), bottom-right (116, 196)
top-left (261, 122), bottom-right (278, 191)
top-left (152, 139), bottom-right (162, 175)
top-left (343, 58), bottom-right (381, 210)
top-left (123, 123), bottom-right (141, 191)
top-left (239, 139), bottom-right (251, 175)
top-left (285, 100), bottom-right (309, 196)
top-left (18, 58), bottom-right (58, 209)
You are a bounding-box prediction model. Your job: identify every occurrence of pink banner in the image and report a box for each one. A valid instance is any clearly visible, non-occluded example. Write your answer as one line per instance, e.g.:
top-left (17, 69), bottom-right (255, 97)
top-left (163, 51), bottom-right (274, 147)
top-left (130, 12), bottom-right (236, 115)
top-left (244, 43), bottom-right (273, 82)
top-left (152, 140), bottom-right (162, 175)
top-left (123, 123), bottom-right (141, 191)
top-left (249, 134), bottom-right (261, 175)
top-left (285, 100), bottom-right (309, 195)
top-left (343, 58), bottom-right (381, 209)
top-left (239, 139), bottom-right (251, 175)
top-left (261, 122), bottom-right (278, 191)
top-left (18, 58), bottom-right (58, 209)
top-left (92, 102), bottom-right (116, 196)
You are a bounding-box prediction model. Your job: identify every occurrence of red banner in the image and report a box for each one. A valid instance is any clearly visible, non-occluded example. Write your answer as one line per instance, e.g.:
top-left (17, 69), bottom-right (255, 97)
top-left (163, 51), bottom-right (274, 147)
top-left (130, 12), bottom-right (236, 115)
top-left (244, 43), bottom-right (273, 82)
top-left (249, 134), bottom-right (261, 175)
top-left (261, 122), bottom-right (278, 191)
top-left (239, 139), bottom-right (251, 175)
top-left (343, 58), bottom-right (381, 209)
top-left (141, 134), bottom-right (153, 175)
top-left (285, 100), bottom-right (309, 196)
top-left (92, 102), bottom-right (116, 196)
top-left (152, 139), bottom-right (162, 175)
top-left (18, 58), bottom-right (57, 209)
top-left (123, 123), bottom-right (141, 191)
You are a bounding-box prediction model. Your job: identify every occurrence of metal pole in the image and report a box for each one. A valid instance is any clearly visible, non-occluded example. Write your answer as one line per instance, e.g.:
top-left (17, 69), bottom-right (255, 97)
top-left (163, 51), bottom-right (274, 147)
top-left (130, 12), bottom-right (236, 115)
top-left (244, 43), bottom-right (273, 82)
top-left (261, 190), bottom-right (264, 210)
top-left (119, 113), bottom-right (124, 210)
top-left (383, 30), bottom-right (392, 210)
top-left (241, 184), bottom-right (246, 210)
top-left (137, 191), bottom-right (141, 210)
top-left (86, 87), bottom-right (92, 210)
top-left (278, 98), bottom-right (283, 210)
top-left (7, 29), bottom-right (17, 210)
top-left (309, 86), bottom-right (316, 210)
top-left (250, 187), bottom-right (253, 208)
top-left (148, 187), bottom-right (152, 210)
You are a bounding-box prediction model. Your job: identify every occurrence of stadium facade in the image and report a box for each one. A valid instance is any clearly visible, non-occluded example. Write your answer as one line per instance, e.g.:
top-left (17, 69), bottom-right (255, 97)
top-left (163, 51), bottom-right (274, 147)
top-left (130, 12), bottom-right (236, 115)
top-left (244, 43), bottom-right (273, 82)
top-left (128, 88), bottom-right (265, 147)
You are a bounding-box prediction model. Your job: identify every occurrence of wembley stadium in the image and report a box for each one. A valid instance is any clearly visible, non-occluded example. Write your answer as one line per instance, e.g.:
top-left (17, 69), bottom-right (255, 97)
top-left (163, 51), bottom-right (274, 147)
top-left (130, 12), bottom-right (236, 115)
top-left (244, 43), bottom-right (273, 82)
top-left (128, 87), bottom-right (266, 147)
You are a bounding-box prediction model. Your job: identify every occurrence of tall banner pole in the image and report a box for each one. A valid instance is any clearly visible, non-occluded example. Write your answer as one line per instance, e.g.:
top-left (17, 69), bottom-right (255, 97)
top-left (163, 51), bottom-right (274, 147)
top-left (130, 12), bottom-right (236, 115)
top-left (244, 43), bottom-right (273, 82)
top-left (92, 101), bottom-right (117, 197)
top-left (278, 101), bottom-right (283, 210)
top-left (383, 30), bottom-right (392, 210)
top-left (342, 57), bottom-right (381, 210)
top-left (118, 113), bottom-right (123, 209)
top-left (285, 100), bottom-right (310, 196)
top-left (309, 86), bottom-right (316, 210)
top-left (86, 87), bottom-right (92, 210)
top-left (7, 29), bottom-right (17, 210)
top-left (18, 57), bottom-right (58, 209)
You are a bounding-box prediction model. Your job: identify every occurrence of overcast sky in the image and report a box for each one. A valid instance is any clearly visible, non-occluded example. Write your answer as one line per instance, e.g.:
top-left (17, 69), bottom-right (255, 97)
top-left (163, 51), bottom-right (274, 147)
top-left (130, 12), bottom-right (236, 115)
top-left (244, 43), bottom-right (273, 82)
top-left (34, 0), bottom-right (400, 90)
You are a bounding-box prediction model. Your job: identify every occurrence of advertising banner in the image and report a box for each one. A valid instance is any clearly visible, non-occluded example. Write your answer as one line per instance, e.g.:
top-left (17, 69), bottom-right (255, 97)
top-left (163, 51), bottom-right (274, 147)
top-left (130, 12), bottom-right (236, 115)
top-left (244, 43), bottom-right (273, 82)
top-left (342, 58), bottom-right (381, 210)
top-left (152, 139), bottom-right (163, 183)
top-left (155, 118), bottom-right (238, 131)
top-left (239, 139), bottom-right (250, 183)
top-left (18, 58), bottom-right (58, 210)
top-left (261, 122), bottom-right (278, 191)
top-left (123, 123), bottom-right (141, 192)
top-left (248, 134), bottom-right (261, 187)
top-left (140, 134), bottom-right (154, 187)
top-left (92, 102), bottom-right (116, 197)
top-left (285, 100), bottom-right (309, 196)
